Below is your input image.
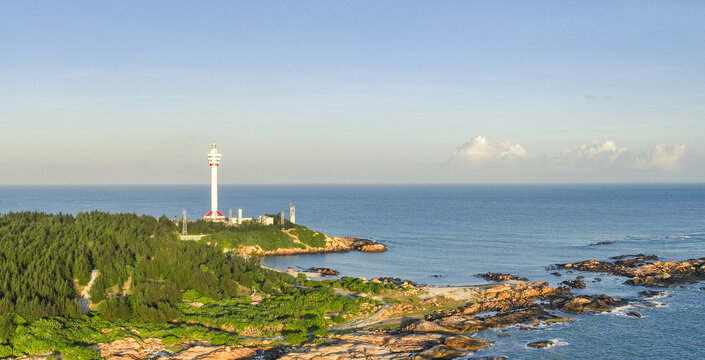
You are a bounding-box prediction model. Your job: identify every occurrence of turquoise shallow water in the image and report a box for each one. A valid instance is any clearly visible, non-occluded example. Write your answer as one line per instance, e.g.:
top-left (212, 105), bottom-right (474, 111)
top-left (1, 184), bottom-right (704, 358)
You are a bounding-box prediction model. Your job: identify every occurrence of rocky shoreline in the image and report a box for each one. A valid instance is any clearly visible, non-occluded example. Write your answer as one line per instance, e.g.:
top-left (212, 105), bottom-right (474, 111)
top-left (90, 254), bottom-right (705, 359)
top-left (239, 237), bottom-right (387, 257)
top-left (277, 280), bottom-right (627, 359)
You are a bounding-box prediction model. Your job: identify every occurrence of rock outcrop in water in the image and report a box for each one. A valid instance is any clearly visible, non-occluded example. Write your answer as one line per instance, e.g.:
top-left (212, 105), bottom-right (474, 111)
top-left (560, 279), bottom-right (586, 289)
top-left (527, 340), bottom-right (555, 348)
top-left (559, 255), bottom-right (705, 287)
top-left (352, 239), bottom-right (388, 252)
top-left (589, 241), bottom-right (616, 246)
top-left (476, 272), bottom-right (528, 282)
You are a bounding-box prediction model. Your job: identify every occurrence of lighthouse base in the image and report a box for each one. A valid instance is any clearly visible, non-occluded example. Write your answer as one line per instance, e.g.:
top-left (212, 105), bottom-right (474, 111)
top-left (203, 211), bottom-right (226, 222)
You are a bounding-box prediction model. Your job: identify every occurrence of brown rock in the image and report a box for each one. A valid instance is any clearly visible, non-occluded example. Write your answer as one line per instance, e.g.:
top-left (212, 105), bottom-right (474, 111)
top-left (527, 340), bottom-right (554, 348)
top-left (163, 346), bottom-right (256, 359)
top-left (305, 267), bottom-right (340, 276)
top-left (98, 339), bottom-right (256, 360)
top-left (360, 244), bottom-right (387, 252)
top-left (476, 272), bottom-right (528, 282)
top-left (638, 290), bottom-right (664, 298)
top-left (386, 333), bottom-right (444, 353)
top-left (544, 317), bottom-right (575, 323)
top-left (99, 338), bottom-right (163, 360)
top-left (413, 344), bottom-right (466, 360)
top-left (562, 297), bottom-right (591, 309)
top-left (281, 331), bottom-right (446, 359)
top-left (404, 320), bottom-right (463, 334)
top-left (443, 336), bottom-right (493, 351)
top-left (551, 294), bottom-right (625, 314)
top-left (560, 279), bottom-right (586, 289)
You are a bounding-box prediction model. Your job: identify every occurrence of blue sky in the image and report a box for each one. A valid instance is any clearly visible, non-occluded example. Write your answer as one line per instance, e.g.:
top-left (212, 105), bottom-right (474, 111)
top-left (1, 1), bottom-right (704, 184)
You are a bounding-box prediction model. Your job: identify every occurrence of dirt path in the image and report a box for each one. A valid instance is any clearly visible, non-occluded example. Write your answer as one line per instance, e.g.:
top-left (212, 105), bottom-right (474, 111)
top-left (122, 276), bottom-right (132, 295)
top-left (77, 269), bottom-right (100, 314)
top-left (328, 303), bottom-right (395, 331)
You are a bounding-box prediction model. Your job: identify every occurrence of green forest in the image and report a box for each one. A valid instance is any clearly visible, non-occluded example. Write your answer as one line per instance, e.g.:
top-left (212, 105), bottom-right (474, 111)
top-left (0, 212), bottom-right (381, 359)
top-left (187, 215), bottom-right (328, 251)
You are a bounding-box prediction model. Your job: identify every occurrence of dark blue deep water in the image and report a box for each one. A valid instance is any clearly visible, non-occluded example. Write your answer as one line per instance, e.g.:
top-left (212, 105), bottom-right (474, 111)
top-left (1, 184), bottom-right (704, 359)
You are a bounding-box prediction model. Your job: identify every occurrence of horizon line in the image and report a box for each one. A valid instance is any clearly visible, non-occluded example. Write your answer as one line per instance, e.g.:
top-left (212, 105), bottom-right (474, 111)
top-left (2, 182), bottom-right (705, 186)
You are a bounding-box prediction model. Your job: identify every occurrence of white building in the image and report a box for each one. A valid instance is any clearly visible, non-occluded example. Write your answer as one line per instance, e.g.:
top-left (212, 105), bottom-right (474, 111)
top-left (258, 216), bottom-right (274, 225)
top-left (229, 208), bottom-right (254, 225)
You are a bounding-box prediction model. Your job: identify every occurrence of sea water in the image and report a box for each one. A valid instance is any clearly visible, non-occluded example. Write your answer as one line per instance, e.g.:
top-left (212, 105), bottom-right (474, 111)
top-left (1, 184), bottom-right (704, 358)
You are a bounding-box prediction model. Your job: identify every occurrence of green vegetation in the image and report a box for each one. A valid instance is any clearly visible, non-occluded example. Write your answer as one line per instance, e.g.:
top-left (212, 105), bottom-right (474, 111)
top-left (0, 212), bottom-right (264, 322)
top-left (196, 215), bottom-right (327, 251)
top-left (204, 228), bottom-right (305, 251)
top-left (335, 277), bottom-right (397, 294)
top-left (178, 286), bottom-right (372, 338)
top-left (0, 211), bottom-right (377, 358)
top-left (185, 212), bottom-right (293, 235)
top-left (290, 226), bottom-right (327, 248)
top-left (186, 218), bottom-right (275, 235)
top-left (0, 316), bottom-right (243, 359)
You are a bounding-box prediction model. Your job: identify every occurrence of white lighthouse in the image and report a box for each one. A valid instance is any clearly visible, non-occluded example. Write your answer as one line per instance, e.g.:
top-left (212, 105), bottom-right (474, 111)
top-left (204, 143), bottom-right (225, 222)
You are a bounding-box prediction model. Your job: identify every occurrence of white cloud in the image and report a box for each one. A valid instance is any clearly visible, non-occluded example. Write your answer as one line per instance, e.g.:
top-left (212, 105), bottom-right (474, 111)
top-left (634, 144), bottom-right (686, 171)
top-left (556, 140), bottom-right (629, 172)
top-left (448, 138), bottom-right (691, 182)
top-left (452, 136), bottom-right (527, 165)
top-left (561, 140), bottom-right (628, 164)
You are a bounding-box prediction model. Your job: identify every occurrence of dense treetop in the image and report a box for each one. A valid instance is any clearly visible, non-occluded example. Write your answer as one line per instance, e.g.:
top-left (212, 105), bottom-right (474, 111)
top-left (0, 211), bottom-right (283, 323)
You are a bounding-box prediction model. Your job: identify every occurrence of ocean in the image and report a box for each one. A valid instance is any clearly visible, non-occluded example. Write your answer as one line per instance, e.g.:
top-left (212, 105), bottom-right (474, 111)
top-left (1, 184), bottom-right (704, 359)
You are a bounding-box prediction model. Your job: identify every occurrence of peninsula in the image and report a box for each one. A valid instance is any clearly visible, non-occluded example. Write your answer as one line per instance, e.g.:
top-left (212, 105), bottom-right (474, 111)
top-left (182, 215), bottom-right (387, 256)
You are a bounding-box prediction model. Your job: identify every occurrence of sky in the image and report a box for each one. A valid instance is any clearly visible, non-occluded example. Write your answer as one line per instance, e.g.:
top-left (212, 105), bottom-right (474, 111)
top-left (1, 1), bottom-right (704, 184)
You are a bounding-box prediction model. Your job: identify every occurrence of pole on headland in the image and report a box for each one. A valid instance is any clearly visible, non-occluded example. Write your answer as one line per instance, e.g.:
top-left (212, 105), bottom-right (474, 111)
top-left (182, 209), bottom-right (187, 234)
top-left (281, 211), bottom-right (285, 230)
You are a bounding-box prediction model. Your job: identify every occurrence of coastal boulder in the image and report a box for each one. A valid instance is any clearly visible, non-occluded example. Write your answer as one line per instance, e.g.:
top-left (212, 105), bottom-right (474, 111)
top-left (477, 272), bottom-right (528, 282)
top-left (360, 244), bottom-right (387, 252)
top-left (404, 320), bottom-right (463, 334)
top-left (413, 344), bottom-right (466, 359)
top-left (638, 290), bottom-right (665, 298)
top-left (305, 267), bottom-right (340, 276)
top-left (551, 295), bottom-right (624, 314)
top-left (560, 279), bottom-right (586, 289)
top-left (527, 340), bottom-right (554, 349)
top-left (99, 338), bottom-right (163, 359)
top-left (443, 336), bottom-right (493, 351)
top-left (352, 239), bottom-right (387, 252)
top-left (543, 316), bottom-right (575, 324)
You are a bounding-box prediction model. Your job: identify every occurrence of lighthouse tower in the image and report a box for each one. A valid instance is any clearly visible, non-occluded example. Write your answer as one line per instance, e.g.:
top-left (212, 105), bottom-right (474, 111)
top-left (204, 143), bottom-right (225, 222)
